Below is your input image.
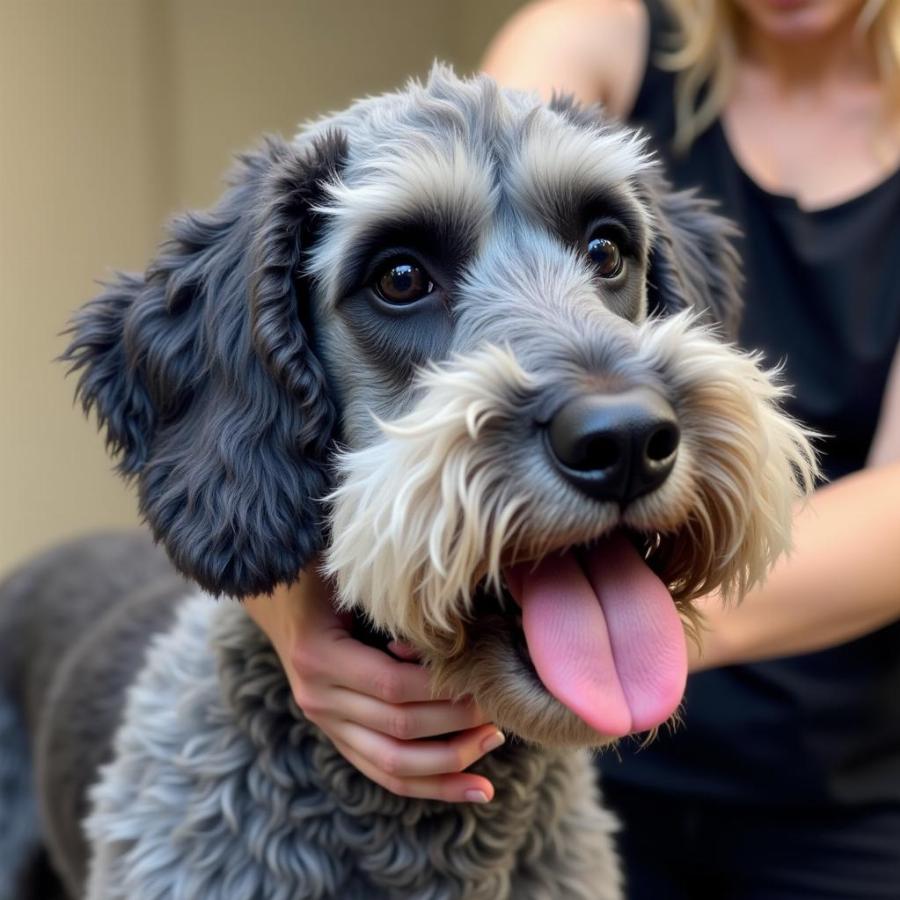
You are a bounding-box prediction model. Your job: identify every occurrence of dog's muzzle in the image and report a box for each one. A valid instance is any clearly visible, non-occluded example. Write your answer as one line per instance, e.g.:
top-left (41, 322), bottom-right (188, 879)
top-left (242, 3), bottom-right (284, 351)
top-left (327, 319), bottom-right (818, 746)
top-left (546, 388), bottom-right (680, 504)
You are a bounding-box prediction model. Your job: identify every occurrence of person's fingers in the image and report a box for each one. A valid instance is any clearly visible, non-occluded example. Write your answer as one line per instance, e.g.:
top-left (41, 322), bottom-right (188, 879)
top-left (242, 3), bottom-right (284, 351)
top-left (328, 721), bottom-right (505, 779)
top-left (386, 639), bottom-right (420, 661)
top-left (327, 688), bottom-right (491, 740)
top-left (330, 737), bottom-right (496, 803)
top-left (298, 635), bottom-right (450, 703)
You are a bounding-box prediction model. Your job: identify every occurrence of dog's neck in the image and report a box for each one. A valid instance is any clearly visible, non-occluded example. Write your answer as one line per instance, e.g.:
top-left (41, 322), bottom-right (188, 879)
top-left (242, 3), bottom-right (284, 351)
top-left (218, 601), bottom-right (567, 787)
top-left (212, 602), bottom-right (600, 887)
top-left (88, 594), bottom-right (617, 899)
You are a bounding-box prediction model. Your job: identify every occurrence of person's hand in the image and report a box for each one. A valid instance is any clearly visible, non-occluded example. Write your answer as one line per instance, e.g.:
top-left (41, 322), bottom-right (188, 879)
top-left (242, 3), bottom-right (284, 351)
top-left (244, 564), bottom-right (505, 803)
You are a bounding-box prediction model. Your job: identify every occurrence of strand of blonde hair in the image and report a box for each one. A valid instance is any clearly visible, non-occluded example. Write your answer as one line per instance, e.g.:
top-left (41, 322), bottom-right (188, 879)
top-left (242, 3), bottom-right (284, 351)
top-left (658, 0), bottom-right (900, 155)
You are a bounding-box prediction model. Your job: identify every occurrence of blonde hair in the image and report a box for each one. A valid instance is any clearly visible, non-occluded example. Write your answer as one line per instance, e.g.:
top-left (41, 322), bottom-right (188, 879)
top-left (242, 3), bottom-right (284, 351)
top-left (659, 0), bottom-right (900, 154)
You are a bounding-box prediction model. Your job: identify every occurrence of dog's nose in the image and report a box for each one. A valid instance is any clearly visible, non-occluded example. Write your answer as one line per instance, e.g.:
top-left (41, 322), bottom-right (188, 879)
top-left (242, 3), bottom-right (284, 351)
top-left (546, 388), bottom-right (680, 504)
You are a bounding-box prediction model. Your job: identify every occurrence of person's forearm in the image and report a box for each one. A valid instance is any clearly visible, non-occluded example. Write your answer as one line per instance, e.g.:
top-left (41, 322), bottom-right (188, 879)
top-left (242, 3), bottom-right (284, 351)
top-left (691, 460), bottom-right (900, 671)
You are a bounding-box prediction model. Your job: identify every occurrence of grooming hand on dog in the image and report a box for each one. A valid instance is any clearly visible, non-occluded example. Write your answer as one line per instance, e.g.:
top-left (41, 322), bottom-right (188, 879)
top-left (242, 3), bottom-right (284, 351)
top-left (0, 66), bottom-right (815, 899)
top-left (245, 568), bottom-right (503, 805)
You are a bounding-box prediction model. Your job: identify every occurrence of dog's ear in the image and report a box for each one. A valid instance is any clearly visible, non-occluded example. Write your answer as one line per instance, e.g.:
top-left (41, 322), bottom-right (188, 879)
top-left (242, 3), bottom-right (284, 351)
top-left (644, 174), bottom-right (744, 338)
top-left (64, 132), bottom-right (347, 596)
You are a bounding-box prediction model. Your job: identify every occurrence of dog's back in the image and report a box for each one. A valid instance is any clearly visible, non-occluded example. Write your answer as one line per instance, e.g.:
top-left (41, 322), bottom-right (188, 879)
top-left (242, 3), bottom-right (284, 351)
top-left (0, 532), bottom-right (188, 899)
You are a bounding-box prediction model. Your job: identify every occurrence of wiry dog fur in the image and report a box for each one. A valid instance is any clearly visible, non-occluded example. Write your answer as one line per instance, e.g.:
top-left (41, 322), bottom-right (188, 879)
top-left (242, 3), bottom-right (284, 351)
top-left (0, 65), bottom-right (816, 899)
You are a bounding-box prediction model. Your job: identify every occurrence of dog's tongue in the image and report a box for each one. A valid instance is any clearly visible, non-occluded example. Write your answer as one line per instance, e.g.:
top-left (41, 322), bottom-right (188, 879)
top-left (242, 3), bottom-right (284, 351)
top-left (506, 534), bottom-right (687, 737)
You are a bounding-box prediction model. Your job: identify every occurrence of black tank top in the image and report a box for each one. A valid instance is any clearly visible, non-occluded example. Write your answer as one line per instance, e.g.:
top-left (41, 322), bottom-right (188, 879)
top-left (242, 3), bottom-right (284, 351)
top-left (596, 0), bottom-right (900, 806)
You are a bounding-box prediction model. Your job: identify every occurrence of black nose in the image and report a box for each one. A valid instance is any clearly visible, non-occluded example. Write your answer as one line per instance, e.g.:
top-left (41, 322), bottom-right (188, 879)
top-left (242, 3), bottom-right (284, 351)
top-left (546, 389), bottom-right (680, 504)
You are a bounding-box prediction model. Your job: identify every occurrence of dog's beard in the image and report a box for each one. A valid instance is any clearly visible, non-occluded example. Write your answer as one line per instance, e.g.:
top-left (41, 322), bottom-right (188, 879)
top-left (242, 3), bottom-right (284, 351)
top-left (324, 312), bottom-right (818, 746)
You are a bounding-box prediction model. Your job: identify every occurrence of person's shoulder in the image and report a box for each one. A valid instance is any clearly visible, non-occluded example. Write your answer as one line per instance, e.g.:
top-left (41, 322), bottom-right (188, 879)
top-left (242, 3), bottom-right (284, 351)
top-left (481, 0), bottom-right (649, 115)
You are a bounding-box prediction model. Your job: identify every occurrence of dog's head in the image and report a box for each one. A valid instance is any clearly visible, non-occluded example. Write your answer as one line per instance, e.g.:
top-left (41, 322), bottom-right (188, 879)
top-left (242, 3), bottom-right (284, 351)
top-left (66, 65), bottom-right (816, 746)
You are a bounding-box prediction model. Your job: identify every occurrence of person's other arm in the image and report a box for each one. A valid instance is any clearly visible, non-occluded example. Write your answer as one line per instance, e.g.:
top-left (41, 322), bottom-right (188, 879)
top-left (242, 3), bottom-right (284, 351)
top-left (481, 0), bottom-right (648, 114)
top-left (692, 343), bottom-right (900, 670)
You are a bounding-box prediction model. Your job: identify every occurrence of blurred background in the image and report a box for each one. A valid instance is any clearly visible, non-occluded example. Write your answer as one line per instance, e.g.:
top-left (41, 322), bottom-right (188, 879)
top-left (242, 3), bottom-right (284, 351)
top-left (0, 0), bottom-right (523, 576)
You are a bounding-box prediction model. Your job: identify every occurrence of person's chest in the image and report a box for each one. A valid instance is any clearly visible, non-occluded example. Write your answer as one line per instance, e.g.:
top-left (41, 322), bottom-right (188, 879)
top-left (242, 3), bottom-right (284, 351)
top-left (720, 64), bottom-right (900, 211)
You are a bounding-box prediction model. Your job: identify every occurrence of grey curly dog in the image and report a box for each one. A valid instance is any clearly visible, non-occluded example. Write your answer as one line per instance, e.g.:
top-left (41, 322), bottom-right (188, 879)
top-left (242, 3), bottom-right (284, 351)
top-left (0, 65), bottom-right (816, 900)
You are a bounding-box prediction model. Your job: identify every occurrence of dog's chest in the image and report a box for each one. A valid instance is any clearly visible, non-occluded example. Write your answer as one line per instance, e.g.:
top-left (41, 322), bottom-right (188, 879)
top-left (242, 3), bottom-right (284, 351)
top-left (83, 597), bottom-right (618, 900)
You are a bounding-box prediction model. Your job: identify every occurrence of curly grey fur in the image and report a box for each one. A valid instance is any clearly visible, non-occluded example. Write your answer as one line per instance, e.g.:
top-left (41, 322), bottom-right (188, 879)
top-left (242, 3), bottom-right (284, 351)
top-left (86, 597), bottom-right (619, 900)
top-left (0, 532), bottom-right (188, 898)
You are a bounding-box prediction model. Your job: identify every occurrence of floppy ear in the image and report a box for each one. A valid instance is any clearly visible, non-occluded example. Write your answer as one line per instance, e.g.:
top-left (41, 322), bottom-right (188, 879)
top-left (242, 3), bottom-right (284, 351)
top-left (644, 174), bottom-right (744, 338)
top-left (64, 132), bottom-right (347, 596)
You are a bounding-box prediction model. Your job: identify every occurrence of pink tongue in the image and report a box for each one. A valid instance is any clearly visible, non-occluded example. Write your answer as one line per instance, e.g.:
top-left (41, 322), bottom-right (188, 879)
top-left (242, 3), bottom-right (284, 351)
top-left (505, 534), bottom-right (687, 737)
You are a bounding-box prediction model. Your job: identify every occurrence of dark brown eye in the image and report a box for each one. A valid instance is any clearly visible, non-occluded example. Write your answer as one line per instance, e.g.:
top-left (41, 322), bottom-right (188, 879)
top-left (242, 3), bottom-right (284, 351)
top-left (587, 235), bottom-right (623, 278)
top-left (375, 258), bottom-right (435, 305)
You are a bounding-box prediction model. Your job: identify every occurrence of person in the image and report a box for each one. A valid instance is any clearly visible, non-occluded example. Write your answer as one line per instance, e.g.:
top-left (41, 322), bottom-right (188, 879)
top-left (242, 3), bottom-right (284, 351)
top-left (246, 0), bottom-right (900, 894)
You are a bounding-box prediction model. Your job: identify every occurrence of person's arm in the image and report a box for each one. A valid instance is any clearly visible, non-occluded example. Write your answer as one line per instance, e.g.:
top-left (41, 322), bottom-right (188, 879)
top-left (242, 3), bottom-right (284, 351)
top-left (480, 0), bottom-right (648, 115)
top-left (692, 344), bottom-right (900, 670)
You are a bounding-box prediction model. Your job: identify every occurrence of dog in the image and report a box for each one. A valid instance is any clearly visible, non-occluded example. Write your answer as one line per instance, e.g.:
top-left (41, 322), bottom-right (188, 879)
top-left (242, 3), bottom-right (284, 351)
top-left (0, 65), bottom-right (817, 899)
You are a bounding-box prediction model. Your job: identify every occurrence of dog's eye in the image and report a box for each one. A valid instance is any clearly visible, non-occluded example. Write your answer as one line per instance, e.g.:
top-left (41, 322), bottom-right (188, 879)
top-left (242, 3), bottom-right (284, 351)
top-left (375, 258), bottom-right (435, 305)
top-left (587, 233), bottom-right (623, 278)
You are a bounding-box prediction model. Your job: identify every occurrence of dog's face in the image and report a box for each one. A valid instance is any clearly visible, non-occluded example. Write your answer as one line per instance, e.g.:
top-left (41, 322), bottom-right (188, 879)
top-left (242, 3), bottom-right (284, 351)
top-left (67, 66), bottom-right (816, 747)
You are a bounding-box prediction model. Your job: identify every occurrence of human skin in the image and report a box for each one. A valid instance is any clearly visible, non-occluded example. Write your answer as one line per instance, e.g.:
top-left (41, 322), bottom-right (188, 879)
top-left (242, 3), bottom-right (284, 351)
top-left (247, 0), bottom-right (900, 802)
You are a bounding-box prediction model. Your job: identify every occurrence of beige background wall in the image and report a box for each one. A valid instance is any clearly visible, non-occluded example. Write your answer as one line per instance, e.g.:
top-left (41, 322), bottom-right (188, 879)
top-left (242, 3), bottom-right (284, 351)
top-left (0, 0), bottom-right (522, 576)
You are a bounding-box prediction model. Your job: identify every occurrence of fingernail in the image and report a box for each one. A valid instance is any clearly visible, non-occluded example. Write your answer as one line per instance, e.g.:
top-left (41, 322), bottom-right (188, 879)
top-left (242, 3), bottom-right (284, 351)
top-left (464, 789), bottom-right (490, 803)
top-left (481, 730), bottom-right (505, 753)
